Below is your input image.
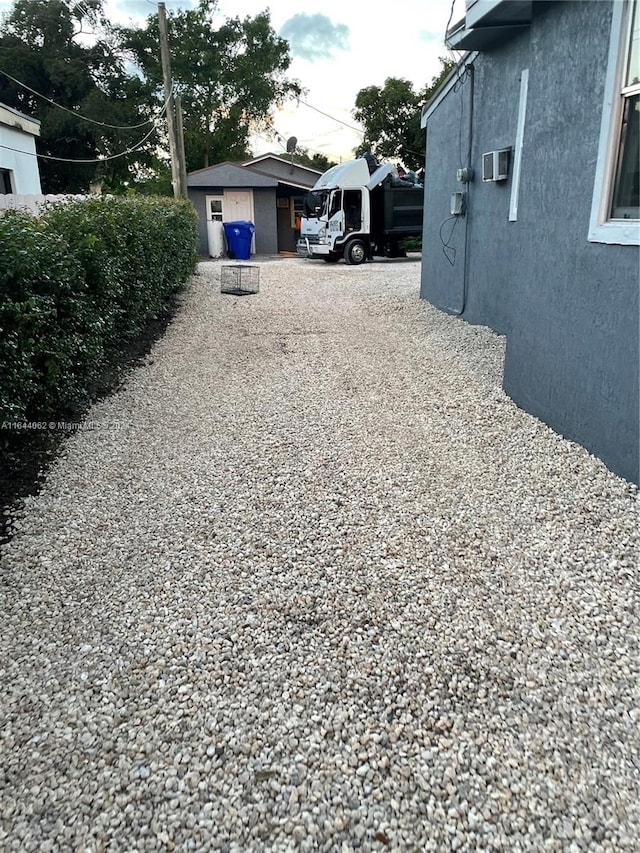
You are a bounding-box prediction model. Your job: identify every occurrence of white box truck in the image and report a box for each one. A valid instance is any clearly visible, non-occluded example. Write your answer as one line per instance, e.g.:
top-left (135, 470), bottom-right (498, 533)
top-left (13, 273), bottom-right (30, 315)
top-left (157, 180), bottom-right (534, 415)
top-left (297, 155), bottom-right (424, 265)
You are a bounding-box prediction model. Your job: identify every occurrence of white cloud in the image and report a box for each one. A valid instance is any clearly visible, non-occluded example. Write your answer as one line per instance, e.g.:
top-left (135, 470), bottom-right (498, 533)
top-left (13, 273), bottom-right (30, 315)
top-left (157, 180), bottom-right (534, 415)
top-left (279, 13), bottom-right (350, 62)
top-left (0, 0), bottom-right (460, 161)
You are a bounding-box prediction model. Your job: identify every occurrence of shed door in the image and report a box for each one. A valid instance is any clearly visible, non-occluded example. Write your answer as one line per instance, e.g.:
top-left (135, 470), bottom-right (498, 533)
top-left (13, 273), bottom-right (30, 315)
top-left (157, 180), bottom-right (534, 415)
top-left (224, 189), bottom-right (255, 252)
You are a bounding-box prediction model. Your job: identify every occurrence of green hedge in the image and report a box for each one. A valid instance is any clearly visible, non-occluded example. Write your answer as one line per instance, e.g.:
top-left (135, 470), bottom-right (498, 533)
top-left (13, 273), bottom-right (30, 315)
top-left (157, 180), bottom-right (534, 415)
top-left (0, 196), bottom-right (197, 423)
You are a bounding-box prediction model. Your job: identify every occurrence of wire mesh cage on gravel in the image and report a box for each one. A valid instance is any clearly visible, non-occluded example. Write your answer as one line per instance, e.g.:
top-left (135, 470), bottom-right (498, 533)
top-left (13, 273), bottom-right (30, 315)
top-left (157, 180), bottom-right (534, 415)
top-left (220, 265), bottom-right (260, 296)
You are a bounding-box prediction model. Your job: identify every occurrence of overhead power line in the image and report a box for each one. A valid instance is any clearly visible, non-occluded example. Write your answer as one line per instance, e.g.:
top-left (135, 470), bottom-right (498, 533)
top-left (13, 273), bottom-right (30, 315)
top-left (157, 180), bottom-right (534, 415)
top-left (296, 98), bottom-right (364, 135)
top-left (265, 129), bottom-right (340, 160)
top-left (0, 67), bottom-right (164, 131)
top-left (0, 119), bottom-right (160, 163)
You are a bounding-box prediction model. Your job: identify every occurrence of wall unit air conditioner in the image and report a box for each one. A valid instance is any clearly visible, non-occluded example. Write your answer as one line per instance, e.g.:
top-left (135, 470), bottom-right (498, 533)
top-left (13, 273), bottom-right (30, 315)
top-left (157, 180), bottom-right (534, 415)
top-left (482, 148), bottom-right (511, 182)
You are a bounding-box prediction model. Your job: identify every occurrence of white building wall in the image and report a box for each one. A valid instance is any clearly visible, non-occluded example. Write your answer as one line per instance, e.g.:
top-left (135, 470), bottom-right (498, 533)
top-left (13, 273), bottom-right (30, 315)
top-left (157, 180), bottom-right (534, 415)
top-left (0, 121), bottom-right (42, 195)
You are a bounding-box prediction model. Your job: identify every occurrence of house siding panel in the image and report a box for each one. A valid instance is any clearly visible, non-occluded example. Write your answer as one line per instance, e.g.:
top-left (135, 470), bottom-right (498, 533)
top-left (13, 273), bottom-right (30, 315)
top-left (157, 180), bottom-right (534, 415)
top-left (0, 123), bottom-right (42, 195)
top-left (421, 0), bottom-right (639, 483)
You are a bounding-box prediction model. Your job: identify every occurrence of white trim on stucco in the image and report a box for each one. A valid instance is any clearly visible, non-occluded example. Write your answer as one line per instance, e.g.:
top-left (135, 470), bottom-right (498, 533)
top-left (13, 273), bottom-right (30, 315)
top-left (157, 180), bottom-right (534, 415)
top-left (509, 69), bottom-right (529, 222)
top-left (588, 0), bottom-right (640, 245)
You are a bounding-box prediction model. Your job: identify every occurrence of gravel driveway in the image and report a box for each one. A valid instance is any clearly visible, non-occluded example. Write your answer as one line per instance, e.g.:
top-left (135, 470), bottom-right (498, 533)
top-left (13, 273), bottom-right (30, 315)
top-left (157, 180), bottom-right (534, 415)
top-left (1, 258), bottom-right (638, 852)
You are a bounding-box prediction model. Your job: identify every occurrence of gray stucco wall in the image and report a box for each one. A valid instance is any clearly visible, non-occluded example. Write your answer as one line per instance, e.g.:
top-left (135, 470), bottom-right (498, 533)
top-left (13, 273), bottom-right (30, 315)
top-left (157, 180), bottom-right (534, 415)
top-left (421, 0), bottom-right (639, 484)
top-left (188, 188), bottom-right (209, 256)
top-left (252, 189), bottom-right (278, 254)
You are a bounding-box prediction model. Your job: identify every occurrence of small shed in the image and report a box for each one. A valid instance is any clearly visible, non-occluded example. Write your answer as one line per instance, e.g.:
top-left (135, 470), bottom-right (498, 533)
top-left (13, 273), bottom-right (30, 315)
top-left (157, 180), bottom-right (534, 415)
top-left (0, 102), bottom-right (42, 195)
top-left (187, 154), bottom-right (321, 257)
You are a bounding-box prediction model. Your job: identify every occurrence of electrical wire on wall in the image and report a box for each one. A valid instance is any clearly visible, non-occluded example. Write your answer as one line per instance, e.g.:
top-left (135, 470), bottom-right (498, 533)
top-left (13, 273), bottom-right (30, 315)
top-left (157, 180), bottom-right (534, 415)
top-left (425, 3), bottom-right (478, 313)
top-left (431, 2), bottom-right (477, 312)
top-left (434, 64), bottom-right (473, 270)
top-left (429, 63), bottom-right (475, 310)
top-left (438, 214), bottom-right (461, 266)
top-left (444, 0), bottom-right (457, 50)
top-left (454, 65), bottom-right (473, 171)
top-left (442, 0), bottom-right (474, 172)
top-left (453, 62), bottom-right (475, 315)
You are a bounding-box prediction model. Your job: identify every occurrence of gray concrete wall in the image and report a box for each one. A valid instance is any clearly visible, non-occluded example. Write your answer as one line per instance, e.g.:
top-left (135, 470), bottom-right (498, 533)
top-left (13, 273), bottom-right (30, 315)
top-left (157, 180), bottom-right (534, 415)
top-left (421, 0), bottom-right (639, 483)
top-left (188, 188), bottom-right (209, 256)
top-left (253, 189), bottom-right (277, 254)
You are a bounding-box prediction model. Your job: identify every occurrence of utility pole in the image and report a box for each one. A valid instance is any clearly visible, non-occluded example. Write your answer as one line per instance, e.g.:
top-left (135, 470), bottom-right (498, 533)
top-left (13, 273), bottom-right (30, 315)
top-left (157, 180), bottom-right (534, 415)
top-left (175, 95), bottom-right (188, 199)
top-left (158, 2), bottom-right (186, 198)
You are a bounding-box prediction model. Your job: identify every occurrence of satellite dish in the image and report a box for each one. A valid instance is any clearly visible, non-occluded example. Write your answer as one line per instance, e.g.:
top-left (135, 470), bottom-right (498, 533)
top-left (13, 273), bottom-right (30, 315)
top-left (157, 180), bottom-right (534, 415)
top-left (286, 136), bottom-right (297, 153)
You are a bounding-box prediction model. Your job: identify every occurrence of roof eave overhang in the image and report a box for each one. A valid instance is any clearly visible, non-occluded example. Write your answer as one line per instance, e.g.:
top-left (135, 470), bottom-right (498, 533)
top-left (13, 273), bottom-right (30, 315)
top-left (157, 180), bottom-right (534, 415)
top-left (447, 22), bottom-right (530, 51)
top-left (0, 103), bottom-right (41, 137)
top-left (277, 179), bottom-right (316, 191)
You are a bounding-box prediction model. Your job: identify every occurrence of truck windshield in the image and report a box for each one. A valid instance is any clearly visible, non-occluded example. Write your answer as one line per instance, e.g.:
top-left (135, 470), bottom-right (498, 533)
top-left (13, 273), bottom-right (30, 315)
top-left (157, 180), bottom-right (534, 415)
top-left (303, 190), bottom-right (326, 219)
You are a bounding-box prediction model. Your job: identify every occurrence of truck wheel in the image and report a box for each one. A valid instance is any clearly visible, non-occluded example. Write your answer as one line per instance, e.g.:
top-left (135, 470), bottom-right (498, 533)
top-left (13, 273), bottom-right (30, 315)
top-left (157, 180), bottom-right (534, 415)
top-left (344, 240), bottom-right (367, 265)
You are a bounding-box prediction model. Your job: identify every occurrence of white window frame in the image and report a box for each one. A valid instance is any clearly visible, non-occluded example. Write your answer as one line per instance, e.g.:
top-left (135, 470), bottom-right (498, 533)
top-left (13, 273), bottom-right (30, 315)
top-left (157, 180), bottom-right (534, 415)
top-left (0, 167), bottom-right (15, 193)
top-left (205, 194), bottom-right (224, 222)
top-left (589, 0), bottom-right (640, 245)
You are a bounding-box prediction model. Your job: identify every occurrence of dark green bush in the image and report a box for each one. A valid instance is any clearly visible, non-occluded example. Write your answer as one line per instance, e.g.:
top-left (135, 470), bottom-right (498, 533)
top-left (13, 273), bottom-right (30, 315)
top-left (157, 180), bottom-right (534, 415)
top-left (0, 196), bottom-right (197, 423)
top-left (399, 236), bottom-right (422, 252)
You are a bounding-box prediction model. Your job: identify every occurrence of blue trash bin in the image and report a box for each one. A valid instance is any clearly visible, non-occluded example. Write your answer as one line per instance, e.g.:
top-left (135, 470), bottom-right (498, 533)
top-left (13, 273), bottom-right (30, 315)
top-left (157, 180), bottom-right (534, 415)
top-left (223, 220), bottom-right (255, 260)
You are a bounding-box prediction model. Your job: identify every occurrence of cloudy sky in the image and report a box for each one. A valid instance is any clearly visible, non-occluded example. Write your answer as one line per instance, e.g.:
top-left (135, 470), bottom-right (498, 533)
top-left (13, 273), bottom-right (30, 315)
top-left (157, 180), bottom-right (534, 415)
top-left (1, 0), bottom-right (466, 161)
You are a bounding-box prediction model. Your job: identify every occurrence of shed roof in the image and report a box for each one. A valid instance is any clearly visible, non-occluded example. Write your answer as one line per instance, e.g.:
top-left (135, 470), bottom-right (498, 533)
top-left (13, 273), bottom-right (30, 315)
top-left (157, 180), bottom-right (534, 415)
top-left (187, 161), bottom-right (278, 188)
top-left (243, 152), bottom-right (322, 179)
top-left (187, 157), bottom-right (320, 192)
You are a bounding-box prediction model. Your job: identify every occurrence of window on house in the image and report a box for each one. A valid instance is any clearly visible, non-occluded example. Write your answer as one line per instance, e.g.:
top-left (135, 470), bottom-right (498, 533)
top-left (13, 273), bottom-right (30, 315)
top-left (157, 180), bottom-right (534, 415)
top-left (0, 168), bottom-right (14, 193)
top-left (611, 0), bottom-right (639, 218)
top-left (589, 0), bottom-right (640, 243)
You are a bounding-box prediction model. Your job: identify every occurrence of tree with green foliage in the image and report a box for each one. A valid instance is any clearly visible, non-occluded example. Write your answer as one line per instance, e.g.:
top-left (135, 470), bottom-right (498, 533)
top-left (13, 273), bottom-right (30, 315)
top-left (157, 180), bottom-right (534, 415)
top-left (119, 0), bottom-right (301, 173)
top-left (353, 58), bottom-right (454, 172)
top-left (0, 0), bottom-right (158, 193)
top-left (293, 147), bottom-right (334, 173)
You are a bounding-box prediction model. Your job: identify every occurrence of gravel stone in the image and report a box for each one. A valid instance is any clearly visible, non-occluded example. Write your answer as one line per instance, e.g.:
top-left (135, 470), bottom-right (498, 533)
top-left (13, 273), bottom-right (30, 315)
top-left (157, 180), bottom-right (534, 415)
top-left (1, 257), bottom-right (638, 852)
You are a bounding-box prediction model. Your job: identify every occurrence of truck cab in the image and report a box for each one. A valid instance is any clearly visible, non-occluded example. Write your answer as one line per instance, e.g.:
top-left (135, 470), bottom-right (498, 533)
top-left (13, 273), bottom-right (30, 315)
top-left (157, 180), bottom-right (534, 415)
top-left (297, 156), bottom-right (423, 265)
